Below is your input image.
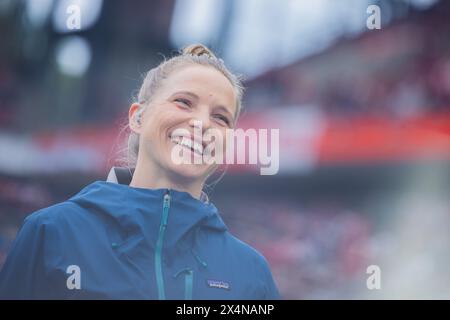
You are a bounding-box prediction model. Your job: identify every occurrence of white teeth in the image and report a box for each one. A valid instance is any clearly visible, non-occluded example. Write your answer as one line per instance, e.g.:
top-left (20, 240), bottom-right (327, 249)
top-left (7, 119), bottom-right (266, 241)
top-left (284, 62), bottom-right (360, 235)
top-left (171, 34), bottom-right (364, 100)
top-left (170, 135), bottom-right (203, 155)
top-left (170, 135), bottom-right (181, 144)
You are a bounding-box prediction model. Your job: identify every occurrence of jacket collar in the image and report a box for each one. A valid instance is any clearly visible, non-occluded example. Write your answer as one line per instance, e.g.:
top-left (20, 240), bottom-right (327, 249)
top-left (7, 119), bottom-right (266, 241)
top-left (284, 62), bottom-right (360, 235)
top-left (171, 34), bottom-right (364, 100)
top-left (106, 166), bottom-right (210, 204)
top-left (68, 173), bottom-right (227, 252)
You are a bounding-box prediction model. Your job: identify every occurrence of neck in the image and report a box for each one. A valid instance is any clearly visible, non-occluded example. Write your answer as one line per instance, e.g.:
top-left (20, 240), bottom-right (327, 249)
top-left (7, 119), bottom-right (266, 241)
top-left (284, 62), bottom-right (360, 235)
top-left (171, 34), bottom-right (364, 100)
top-left (129, 159), bottom-right (204, 200)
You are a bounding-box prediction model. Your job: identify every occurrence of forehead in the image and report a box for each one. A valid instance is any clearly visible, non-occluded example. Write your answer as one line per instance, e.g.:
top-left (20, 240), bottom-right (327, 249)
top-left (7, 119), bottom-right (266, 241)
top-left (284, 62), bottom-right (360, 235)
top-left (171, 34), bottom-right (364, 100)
top-left (162, 65), bottom-right (237, 114)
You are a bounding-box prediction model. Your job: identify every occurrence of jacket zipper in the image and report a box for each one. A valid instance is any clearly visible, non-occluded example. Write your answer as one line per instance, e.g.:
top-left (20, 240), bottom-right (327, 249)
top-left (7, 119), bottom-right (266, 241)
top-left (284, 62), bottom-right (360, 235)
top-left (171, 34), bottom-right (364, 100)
top-left (155, 191), bottom-right (171, 300)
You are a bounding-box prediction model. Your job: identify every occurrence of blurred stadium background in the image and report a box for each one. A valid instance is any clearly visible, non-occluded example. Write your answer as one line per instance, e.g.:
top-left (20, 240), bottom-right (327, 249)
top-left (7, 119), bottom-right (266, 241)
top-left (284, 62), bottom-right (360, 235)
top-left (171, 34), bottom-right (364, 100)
top-left (0, 0), bottom-right (449, 299)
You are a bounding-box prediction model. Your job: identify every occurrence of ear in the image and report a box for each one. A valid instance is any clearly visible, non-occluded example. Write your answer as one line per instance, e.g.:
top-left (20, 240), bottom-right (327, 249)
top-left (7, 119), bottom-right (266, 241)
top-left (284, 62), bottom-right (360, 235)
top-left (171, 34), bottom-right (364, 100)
top-left (129, 103), bottom-right (143, 134)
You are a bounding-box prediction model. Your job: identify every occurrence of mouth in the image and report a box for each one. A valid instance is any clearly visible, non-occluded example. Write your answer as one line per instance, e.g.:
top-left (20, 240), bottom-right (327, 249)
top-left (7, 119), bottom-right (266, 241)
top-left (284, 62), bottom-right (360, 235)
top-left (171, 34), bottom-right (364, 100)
top-left (169, 134), bottom-right (204, 156)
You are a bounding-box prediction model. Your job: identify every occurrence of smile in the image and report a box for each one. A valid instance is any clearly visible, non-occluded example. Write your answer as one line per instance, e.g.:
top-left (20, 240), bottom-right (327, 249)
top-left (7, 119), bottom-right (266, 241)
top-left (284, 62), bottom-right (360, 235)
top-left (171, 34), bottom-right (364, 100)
top-left (170, 135), bottom-right (204, 156)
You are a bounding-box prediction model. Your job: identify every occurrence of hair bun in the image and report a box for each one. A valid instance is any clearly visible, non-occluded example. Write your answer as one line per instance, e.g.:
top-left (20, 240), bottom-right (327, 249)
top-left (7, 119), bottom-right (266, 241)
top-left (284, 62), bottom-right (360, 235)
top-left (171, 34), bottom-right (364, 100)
top-left (182, 43), bottom-right (216, 58)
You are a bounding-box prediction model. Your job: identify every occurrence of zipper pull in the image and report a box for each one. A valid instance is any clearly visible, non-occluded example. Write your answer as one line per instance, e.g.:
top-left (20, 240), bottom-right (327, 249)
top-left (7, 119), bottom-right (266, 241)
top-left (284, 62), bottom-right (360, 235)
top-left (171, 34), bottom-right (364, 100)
top-left (162, 191), bottom-right (171, 227)
top-left (172, 268), bottom-right (194, 300)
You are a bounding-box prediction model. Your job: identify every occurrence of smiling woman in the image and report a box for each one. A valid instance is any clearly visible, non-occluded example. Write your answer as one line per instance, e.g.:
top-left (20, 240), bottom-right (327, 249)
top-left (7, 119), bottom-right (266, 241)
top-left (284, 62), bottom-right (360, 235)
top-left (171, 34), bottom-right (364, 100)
top-left (127, 53), bottom-right (239, 198)
top-left (125, 44), bottom-right (244, 199)
top-left (0, 44), bottom-right (281, 300)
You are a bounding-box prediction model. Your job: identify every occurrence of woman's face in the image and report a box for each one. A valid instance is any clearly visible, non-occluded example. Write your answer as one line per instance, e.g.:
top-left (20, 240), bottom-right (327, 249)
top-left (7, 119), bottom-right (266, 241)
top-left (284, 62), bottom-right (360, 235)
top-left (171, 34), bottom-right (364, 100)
top-left (129, 64), bottom-right (237, 184)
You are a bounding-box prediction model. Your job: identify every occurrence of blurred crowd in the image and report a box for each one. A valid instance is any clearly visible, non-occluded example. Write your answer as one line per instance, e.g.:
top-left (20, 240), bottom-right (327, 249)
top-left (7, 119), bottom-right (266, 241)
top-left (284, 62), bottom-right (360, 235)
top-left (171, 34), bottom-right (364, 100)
top-left (245, 2), bottom-right (450, 119)
top-left (222, 199), bottom-right (372, 299)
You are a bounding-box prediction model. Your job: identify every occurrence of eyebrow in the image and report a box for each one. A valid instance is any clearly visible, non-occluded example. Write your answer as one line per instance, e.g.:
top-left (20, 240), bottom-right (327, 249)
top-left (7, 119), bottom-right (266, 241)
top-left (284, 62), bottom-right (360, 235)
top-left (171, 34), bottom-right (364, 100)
top-left (170, 90), bottom-right (235, 120)
top-left (171, 91), bottom-right (199, 100)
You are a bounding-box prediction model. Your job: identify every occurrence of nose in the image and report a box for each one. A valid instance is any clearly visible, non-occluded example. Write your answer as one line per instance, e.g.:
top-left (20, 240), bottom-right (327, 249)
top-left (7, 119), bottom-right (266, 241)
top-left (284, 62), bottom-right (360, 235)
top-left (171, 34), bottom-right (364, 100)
top-left (188, 109), bottom-right (211, 132)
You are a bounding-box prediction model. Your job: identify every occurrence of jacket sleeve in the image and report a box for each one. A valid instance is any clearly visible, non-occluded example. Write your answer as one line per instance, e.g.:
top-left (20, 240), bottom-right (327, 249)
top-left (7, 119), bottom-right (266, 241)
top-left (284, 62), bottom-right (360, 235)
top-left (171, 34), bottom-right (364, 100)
top-left (0, 212), bottom-right (55, 299)
top-left (261, 257), bottom-right (282, 300)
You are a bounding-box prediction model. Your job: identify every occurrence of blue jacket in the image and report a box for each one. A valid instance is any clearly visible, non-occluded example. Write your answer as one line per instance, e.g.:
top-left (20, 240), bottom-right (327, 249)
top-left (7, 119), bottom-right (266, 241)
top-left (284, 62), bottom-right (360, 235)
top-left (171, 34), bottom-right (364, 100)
top-left (0, 180), bottom-right (280, 299)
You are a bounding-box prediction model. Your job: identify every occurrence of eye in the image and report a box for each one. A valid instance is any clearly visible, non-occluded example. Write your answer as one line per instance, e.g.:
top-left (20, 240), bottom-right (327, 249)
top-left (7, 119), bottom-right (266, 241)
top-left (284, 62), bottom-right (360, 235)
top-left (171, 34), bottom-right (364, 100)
top-left (174, 98), bottom-right (192, 108)
top-left (214, 114), bottom-right (230, 126)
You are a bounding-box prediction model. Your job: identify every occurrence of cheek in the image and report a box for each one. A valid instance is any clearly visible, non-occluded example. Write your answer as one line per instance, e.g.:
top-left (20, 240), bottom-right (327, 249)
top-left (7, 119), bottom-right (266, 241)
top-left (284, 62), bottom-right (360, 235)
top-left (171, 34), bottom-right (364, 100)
top-left (206, 127), bottom-right (229, 155)
top-left (141, 110), bottom-right (171, 143)
top-left (140, 119), bottom-right (157, 145)
top-left (220, 128), bottom-right (230, 151)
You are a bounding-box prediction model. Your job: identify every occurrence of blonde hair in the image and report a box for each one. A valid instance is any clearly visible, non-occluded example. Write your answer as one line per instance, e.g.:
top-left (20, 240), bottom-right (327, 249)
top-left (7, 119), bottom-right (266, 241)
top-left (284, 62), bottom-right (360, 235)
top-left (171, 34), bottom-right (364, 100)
top-left (114, 44), bottom-right (245, 180)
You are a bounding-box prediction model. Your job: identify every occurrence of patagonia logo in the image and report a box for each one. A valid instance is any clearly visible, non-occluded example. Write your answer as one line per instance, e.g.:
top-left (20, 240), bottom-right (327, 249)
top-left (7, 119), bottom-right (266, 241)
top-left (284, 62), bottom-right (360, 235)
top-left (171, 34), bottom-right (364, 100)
top-left (206, 279), bottom-right (230, 290)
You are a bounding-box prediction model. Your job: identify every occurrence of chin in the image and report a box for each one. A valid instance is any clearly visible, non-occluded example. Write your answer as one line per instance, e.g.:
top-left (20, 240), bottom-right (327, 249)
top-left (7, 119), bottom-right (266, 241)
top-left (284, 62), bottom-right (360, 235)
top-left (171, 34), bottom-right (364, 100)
top-left (167, 162), bottom-right (210, 182)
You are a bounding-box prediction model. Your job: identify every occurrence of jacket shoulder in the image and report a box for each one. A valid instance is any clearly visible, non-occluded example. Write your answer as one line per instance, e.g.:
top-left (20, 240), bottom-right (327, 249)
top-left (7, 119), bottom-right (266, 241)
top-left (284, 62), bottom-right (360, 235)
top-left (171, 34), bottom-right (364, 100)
top-left (23, 200), bottom-right (88, 228)
top-left (224, 232), bottom-right (271, 269)
top-left (223, 232), bottom-right (281, 299)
